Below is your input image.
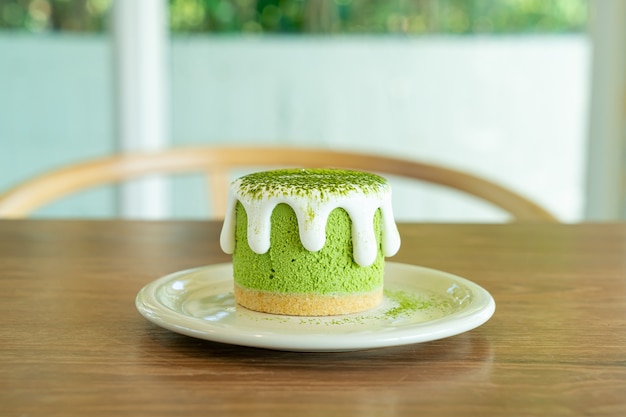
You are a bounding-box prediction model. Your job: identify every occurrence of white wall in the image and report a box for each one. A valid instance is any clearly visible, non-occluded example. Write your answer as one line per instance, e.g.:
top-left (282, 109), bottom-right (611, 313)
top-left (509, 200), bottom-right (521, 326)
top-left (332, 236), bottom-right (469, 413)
top-left (0, 34), bottom-right (590, 221)
top-left (171, 36), bottom-right (590, 221)
top-left (0, 34), bottom-right (117, 217)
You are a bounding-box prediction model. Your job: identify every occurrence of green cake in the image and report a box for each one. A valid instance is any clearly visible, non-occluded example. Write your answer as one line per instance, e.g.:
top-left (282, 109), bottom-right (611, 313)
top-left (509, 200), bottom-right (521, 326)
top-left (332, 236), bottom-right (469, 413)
top-left (220, 168), bottom-right (401, 316)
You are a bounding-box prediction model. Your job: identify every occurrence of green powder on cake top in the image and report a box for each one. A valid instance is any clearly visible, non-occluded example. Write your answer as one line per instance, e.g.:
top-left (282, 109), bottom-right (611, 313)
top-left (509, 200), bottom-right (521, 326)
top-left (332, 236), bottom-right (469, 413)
top-left (236, 168), bottom-right (388, 201)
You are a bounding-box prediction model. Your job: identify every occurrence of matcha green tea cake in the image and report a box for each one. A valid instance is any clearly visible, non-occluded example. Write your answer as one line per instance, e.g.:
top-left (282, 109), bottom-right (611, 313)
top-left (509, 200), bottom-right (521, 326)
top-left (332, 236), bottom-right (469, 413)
top-left (219, 168), bottom-right (401, 316)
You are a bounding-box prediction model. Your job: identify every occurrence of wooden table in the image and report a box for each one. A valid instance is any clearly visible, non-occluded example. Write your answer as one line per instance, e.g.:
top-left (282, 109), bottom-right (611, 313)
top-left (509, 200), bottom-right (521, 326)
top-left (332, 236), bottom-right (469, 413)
top-left (1, 220), bottom-right (625, 416)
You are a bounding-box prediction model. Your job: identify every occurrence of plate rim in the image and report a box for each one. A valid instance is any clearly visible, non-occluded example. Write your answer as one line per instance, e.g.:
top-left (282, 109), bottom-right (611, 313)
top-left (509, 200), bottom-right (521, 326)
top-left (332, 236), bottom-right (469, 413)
top-left (135, 261), bottom-right (495, 352)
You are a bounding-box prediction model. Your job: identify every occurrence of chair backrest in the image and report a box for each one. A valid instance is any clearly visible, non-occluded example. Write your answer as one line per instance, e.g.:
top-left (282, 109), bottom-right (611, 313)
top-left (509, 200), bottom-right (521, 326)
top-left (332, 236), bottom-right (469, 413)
top-left (0, 146), bottom-right (557, 221)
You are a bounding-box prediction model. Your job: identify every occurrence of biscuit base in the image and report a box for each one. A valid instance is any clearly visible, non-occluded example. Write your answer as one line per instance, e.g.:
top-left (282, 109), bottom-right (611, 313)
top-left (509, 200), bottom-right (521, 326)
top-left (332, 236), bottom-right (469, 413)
top-left (234, 284), bottom-right (383, 316)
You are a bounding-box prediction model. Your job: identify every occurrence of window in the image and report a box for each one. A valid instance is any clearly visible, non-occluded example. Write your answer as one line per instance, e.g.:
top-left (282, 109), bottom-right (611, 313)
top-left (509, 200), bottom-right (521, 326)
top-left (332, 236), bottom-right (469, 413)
top-left (0, 1), bottom-right (591, 220)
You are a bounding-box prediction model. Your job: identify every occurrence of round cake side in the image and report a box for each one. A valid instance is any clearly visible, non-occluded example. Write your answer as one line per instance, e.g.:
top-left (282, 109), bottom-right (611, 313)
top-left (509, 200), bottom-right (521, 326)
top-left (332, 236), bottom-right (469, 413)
top-left (219, 168), bottom-right (401, 316)
top-left (233, 202), bottom-right (384, 315)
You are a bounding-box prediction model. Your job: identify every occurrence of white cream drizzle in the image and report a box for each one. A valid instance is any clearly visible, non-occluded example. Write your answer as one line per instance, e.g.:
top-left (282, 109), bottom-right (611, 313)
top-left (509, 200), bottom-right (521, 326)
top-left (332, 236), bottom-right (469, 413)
top-left (219, 174), bottom-right (401, 267)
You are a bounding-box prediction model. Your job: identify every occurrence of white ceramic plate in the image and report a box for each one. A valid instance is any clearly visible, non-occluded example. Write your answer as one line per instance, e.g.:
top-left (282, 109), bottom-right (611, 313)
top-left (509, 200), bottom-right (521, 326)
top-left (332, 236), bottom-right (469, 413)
top-left (136, 262), bottom-right (495, 352)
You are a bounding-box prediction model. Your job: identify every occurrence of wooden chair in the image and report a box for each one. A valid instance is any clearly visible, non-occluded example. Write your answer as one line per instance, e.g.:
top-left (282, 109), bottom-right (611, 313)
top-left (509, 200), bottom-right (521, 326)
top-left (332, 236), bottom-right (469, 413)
top-left (0, 146), bottom-right (557, 221)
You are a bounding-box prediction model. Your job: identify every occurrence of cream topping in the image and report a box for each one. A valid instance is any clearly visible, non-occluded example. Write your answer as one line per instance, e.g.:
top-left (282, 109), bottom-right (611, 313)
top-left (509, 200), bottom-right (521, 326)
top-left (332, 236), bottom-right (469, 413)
top-left (219, 169), bottom-right (401, 267)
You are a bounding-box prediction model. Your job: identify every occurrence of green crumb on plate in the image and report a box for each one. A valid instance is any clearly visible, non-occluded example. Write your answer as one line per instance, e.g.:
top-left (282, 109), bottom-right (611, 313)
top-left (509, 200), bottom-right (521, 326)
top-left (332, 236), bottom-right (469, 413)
top-left (383, 289), bottom-right (434, 319)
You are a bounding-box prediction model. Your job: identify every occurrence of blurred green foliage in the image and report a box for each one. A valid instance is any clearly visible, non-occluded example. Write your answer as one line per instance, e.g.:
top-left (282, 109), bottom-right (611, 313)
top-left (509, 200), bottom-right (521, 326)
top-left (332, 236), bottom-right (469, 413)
top-left (0, 0), bottom-right (587, 34)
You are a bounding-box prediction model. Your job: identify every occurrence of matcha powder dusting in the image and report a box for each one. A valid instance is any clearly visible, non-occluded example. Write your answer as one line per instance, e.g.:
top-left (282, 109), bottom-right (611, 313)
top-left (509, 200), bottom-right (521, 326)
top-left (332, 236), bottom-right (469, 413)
top-left (237, 168), bottom-right (389, 200)
top-left (383, 289), bottom-right (434, 319)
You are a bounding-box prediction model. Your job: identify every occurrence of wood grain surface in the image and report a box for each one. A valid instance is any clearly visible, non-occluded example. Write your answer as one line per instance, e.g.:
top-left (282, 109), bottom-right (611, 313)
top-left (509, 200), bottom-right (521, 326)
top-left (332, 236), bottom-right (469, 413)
top-left (1, 220), bottom-right (625, 416)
